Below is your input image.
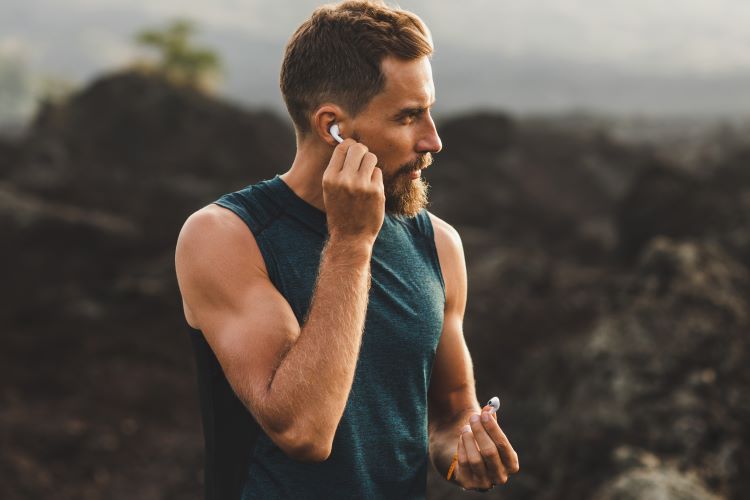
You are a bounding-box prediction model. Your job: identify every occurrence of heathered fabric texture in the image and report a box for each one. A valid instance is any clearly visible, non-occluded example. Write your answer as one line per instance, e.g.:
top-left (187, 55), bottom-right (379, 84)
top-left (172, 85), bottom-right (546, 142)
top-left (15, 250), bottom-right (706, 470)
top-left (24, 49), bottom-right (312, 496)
top-left (213, 175), bottom-right (446, 499)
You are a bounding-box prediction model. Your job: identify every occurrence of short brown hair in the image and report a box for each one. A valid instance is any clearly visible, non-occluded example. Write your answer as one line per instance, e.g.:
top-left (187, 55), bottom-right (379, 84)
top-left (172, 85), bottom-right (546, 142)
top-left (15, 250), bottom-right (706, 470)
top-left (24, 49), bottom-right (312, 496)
top-left (280, 1), bottom-right (433, 137)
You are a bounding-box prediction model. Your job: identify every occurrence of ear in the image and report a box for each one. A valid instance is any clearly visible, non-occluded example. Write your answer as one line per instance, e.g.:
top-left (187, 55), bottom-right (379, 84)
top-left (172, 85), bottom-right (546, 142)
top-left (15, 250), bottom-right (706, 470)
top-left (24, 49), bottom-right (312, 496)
top-left (312, 104), bottom-right (346, 146)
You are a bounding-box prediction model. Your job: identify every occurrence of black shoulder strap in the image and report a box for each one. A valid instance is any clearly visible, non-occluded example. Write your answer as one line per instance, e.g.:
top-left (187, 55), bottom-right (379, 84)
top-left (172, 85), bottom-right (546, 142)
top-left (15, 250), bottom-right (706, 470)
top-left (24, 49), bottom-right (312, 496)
top-left (189, 327), bottom-right (261, 500)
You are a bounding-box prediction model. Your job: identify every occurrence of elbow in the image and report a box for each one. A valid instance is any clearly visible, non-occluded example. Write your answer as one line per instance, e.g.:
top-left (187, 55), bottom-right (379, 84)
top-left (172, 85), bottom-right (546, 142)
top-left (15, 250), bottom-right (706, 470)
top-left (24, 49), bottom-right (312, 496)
top-left (271, 424), bottom-right (334, 463)
top-left (255, 399), bottom-right (340, 463)
top-left (284, 438), bottom-right (333, 463)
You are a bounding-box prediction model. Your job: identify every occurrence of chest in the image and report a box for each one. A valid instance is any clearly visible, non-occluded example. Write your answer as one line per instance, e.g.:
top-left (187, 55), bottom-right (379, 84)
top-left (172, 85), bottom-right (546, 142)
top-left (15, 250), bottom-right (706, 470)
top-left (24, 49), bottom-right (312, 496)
top-left (263, 218), bottom-right (445, 359)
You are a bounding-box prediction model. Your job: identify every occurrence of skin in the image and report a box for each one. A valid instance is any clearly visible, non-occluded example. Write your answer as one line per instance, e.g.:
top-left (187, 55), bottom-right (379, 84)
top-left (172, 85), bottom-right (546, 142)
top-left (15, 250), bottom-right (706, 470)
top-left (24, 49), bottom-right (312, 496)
top-left (174, 55), bottom-right (519, 490)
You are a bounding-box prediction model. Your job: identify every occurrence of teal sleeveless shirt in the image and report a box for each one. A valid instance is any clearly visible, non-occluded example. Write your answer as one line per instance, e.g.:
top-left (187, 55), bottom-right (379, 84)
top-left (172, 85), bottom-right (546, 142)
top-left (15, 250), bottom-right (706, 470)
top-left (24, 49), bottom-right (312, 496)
top-left (213, 175), bottom-right (446, 499)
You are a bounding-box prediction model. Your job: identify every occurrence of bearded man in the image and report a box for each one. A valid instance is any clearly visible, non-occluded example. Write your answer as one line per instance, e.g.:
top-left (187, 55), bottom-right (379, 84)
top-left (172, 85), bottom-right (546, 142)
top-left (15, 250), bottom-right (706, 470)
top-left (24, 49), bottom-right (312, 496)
top-left (175, 1), bottom-right (519, 498)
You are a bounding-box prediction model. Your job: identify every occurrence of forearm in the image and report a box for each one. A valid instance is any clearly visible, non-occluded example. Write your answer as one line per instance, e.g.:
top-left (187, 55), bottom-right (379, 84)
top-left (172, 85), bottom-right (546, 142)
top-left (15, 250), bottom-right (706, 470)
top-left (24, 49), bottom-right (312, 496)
top-left (264, 236), bottom-right (372, 445)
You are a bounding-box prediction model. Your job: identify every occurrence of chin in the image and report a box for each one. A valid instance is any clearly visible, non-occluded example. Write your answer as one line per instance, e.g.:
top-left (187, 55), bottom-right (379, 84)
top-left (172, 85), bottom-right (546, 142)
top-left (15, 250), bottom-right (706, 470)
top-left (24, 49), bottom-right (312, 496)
top-left (385, 176), bottom-right (429, 217)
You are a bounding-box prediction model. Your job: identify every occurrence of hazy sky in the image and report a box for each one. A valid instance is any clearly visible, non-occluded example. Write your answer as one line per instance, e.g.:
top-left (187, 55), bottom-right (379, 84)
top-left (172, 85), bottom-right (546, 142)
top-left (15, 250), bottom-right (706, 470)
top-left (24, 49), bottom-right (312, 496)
top-left (2, 0), bottom-right (750, 118)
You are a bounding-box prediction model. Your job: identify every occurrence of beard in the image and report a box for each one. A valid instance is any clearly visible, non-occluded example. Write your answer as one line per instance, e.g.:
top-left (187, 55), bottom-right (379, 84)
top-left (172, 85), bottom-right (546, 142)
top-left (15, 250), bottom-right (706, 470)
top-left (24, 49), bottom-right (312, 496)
top-left (383, 153), bottom-right (433, 217)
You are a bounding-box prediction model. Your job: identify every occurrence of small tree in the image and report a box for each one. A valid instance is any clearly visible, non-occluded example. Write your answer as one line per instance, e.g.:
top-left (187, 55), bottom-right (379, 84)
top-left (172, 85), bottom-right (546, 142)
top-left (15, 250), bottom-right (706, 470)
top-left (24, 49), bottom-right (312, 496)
top-left (134, 19), bottom-right (222, 93)
top-left (0, 53), bottom-right (35, 125)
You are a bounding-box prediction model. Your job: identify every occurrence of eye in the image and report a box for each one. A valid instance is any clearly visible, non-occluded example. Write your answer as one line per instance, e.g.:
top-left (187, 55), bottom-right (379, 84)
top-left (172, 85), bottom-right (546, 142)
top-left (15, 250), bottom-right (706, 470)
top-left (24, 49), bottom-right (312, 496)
top-left (401, 111), bottom-right (423, 124)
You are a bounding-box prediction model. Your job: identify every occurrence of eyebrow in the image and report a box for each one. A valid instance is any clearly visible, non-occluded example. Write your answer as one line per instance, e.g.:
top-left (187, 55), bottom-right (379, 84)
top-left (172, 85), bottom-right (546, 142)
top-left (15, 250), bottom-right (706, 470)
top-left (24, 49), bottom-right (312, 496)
top-left (393, 100), bottom-right (435, 120)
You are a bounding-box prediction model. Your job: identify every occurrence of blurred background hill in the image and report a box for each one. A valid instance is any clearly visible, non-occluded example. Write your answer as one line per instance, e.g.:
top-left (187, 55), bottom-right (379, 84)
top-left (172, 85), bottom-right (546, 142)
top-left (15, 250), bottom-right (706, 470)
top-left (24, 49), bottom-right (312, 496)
top-left (1, 1), bottom-right (749, 499)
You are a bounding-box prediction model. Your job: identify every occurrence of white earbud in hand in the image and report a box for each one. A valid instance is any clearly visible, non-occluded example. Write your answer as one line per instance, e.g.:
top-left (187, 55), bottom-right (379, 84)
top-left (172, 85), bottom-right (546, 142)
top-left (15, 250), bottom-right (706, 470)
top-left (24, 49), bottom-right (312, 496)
top-left (486, 396), bottom-right (501, 414)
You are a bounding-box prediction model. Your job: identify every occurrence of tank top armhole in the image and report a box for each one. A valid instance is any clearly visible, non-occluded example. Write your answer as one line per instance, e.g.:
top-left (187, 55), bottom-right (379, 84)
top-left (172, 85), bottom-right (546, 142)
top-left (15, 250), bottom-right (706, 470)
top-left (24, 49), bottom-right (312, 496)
top-left (214, 190), bottom-right (263, 233)
top-left (417, 210), bottom-right (447, 301)
top-left (212, 194), bottom-right (284, 287)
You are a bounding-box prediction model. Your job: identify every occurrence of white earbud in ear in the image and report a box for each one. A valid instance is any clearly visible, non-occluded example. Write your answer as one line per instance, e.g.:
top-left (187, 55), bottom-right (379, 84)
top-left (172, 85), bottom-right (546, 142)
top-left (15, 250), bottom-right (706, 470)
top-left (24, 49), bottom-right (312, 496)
top-left (329, 123), bottom-right (344, 144)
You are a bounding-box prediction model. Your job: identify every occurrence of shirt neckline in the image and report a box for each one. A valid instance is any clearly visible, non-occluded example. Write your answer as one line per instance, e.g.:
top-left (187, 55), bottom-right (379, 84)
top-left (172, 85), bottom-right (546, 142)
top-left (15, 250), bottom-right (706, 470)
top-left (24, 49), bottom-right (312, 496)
top-left (264, 175), bottom-right (328, 235)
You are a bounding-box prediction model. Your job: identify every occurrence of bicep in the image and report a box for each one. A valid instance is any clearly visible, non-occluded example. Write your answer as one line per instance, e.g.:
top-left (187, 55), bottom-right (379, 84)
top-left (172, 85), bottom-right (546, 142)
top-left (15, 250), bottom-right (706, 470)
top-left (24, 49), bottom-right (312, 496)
top-left (175, 206), bottom-right (300, 419)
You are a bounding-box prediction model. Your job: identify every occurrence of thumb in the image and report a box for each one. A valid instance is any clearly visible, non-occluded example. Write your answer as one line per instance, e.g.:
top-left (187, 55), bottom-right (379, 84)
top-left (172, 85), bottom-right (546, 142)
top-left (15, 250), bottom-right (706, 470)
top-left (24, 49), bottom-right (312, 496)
top-left (482, 405), bottom-right (498, 421)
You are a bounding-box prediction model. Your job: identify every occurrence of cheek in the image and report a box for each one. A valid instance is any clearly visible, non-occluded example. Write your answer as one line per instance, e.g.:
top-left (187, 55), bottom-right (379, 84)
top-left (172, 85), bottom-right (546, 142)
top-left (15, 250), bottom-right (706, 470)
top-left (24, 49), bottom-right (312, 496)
top-left (374, 139), bottom-right (399, 170)
top-left (381, 136), bottom-right (411, 161)
top-left (369, 128), bottom-right (412, 172)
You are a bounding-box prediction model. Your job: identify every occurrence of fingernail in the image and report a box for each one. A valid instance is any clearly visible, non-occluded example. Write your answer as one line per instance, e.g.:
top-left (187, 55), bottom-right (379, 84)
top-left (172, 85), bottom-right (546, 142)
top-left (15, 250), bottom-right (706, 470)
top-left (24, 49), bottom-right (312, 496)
top-left (481, 413), bottom-right (489, 422)
top-left (470, 414), bottom-right (479, 423)
top-left (461, 424), bottom-right (471, 433)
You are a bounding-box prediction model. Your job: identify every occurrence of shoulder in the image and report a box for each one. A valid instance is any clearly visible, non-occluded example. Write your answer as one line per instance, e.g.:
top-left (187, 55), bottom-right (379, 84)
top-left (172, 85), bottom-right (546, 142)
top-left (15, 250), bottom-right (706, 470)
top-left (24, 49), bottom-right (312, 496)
top-left (175, 203), bottom-right (269, 328)
top-left (177, 203), bottom-right (258, 256)
top-left (426, 211), bottom-right (464, 259)
top-left (176, 203), bottom-right (267, 288)
top-left (426, 211), bottom-right (467, 303)
top-left (183, 202), bottom-right (244, 230)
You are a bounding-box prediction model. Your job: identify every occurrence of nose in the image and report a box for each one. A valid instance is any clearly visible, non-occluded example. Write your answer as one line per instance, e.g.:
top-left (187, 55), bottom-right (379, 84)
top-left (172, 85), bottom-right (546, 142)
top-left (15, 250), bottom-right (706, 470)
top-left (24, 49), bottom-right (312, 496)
top-left (417, 113), bottom-right (442, 154)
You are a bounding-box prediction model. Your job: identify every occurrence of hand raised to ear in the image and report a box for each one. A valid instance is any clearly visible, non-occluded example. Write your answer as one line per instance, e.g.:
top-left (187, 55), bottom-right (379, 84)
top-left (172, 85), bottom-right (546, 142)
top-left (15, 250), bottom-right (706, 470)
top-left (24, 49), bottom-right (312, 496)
top-left (322, 139), bottom-right (385, 246)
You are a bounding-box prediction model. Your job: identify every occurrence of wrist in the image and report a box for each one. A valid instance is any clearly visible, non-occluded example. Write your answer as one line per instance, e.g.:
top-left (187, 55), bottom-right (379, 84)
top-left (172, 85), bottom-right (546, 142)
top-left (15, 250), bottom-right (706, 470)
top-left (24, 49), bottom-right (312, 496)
top-left (326, 233), bottom-right (375, 258)
top-left (430, 428), bottom-right (460, 478)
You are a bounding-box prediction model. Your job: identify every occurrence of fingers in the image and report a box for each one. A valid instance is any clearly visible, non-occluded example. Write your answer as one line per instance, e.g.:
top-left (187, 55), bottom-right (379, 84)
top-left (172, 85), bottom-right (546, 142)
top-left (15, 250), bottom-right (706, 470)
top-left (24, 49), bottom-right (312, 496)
top-left (470, 413), bottom-right (508, 484)
top-left (371, 165), bottom-right (383, 185)
top-left (456, 429), bottom-right (473, 484)
top-left (326, 139), bottom-right (369, 173)
top-left (460, 424), bottom-right (489, 480)
top-left (359, 152), bottom-right (378, 178)
top-left (327, 139), bottom-right (358, 173)
top-left (457, 430), bottom-right (468, 471)
top-left (328, 141), bottom-right (379, 189)
top-left (321, 138), bottom-right (385, 242)
top-left (342, 142), bottom-right (371, 175)
top-left (480, 410), bottom-right (521, 474)
top-left (456, 426), bottom-right (494, 491)
top-left (453, 407), bottom-right (520, 491)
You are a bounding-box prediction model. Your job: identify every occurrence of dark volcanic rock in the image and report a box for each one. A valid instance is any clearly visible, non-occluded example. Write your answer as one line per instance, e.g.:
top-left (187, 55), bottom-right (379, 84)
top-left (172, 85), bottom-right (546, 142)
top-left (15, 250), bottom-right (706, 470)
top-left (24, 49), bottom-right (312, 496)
top-left (1, 72), bottom-right (297, 499)
top-left (428, 112), bottom-right (653, 262)
top-left (500, 237), bottom-right (750, 500)
top-left (591, 459), bottom-right (722, 500)
top-left (616, 160), bottom-right (750, 266)
top-left (0, 136), bottom-right (21, 177)
top-left (11, 70), bottom-right (295, 252)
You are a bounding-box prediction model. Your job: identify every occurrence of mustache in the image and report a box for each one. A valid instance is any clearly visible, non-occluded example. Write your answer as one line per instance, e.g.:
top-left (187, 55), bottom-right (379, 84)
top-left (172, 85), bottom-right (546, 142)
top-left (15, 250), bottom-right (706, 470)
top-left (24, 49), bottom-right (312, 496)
top-left (396, 153), bottom-right (433, 176)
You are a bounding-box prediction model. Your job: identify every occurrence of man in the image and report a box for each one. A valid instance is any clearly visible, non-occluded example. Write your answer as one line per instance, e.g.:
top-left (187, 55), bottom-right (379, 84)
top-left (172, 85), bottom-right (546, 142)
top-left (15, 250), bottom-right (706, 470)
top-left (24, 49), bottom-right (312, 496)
top-left (175, 1), bottom-right (519, 498)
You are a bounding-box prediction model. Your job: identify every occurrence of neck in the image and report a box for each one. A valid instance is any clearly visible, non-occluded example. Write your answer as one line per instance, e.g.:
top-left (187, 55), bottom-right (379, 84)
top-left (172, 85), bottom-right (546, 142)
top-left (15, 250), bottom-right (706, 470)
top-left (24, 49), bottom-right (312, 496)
top-left (280, 137), bottom-right (331, 212)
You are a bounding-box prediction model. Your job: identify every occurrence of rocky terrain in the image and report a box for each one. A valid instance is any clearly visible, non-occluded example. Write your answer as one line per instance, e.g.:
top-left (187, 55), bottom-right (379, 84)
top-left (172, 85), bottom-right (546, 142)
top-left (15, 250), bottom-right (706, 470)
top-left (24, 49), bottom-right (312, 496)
top-left (1, 71), bottom-right (747, 499)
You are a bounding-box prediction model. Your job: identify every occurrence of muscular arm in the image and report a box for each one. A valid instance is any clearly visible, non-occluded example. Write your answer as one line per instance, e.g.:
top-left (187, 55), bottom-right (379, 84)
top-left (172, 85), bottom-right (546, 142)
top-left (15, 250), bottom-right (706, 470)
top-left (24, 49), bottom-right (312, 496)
top-left (426, 213), bottom-right (520, 488)
top-left (426, 213), bottom-right (479, 476)
top-left (176, 206), bottom-right (371, 462)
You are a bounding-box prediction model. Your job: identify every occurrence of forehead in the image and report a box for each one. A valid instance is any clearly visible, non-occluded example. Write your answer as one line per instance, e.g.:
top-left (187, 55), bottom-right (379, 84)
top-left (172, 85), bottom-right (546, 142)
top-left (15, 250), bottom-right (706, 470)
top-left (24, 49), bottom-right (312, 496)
top-left (368, 56), bottom-right (435, 111)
